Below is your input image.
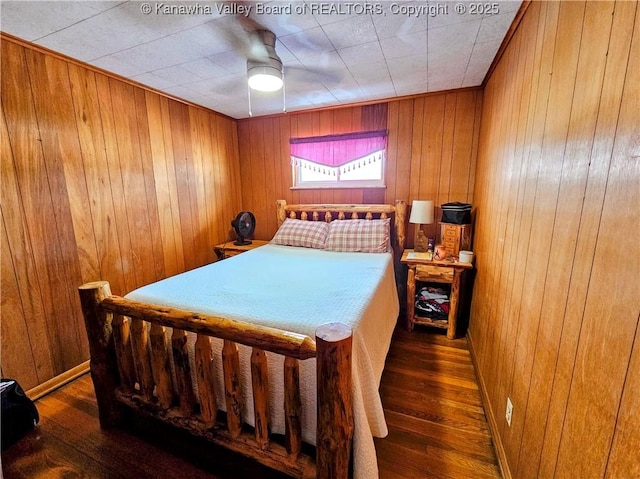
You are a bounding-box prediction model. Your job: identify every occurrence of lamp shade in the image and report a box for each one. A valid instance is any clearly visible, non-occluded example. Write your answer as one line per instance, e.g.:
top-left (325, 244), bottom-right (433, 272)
top-left (409, 200), bottom-right (434, 224)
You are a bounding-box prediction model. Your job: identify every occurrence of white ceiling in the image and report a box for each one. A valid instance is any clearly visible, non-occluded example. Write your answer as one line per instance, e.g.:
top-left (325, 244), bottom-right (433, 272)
top-left (0, 0), bottom-right (521, 119)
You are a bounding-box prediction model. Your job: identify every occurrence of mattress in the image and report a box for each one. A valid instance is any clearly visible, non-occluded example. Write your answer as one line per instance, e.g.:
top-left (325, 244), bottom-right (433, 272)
top-left (126, 243), bottom-right (399, 479)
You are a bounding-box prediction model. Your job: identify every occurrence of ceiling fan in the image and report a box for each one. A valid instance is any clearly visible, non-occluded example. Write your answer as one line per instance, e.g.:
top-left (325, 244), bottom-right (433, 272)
top-left (218, 8), bottom-right (340, 115)
top-left (245, 29), bottom-right (284, 92)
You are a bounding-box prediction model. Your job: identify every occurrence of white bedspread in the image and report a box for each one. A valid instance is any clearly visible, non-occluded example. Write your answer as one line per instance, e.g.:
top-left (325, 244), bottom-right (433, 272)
top-left (126, 244), bottom-right (399, 479)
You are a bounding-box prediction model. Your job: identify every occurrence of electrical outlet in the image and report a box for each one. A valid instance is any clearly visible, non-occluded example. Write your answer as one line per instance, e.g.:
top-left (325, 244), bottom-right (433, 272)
top-left (505, 397), bottom-right (513, 426)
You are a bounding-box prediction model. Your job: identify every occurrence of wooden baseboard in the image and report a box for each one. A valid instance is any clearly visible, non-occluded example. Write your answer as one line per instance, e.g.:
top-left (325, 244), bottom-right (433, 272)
top-left (27, 360), bottom-right (90, 401)
top-left (467, 332), bottom-right (513, 479)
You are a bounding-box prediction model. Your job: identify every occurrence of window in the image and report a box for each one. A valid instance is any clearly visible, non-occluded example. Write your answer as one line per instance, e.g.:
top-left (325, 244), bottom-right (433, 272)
top-left (290, 130), bottom-right (387, 189)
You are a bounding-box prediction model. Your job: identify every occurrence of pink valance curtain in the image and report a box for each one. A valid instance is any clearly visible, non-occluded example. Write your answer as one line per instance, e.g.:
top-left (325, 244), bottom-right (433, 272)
top-left (289, 130), bottom-right (387, 167)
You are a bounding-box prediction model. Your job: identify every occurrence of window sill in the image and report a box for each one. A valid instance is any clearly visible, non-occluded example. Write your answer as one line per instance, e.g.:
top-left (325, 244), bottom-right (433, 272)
top-left (290, 185), bottom-right (387, 190)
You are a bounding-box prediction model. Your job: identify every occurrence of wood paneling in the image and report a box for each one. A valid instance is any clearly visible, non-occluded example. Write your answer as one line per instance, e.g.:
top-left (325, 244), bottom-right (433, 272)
top-left (6, 8), bottom-right (638, 477)
top-left (0, 36), bottom-right (241, 389)
top-left (468, 1), bottom-right (640, 477)
top-left (237, 91), bottom-right (482, 242)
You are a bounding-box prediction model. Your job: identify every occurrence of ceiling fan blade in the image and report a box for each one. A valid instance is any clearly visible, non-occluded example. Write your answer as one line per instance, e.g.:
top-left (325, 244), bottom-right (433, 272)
top-left (216, 17), bottom-right (252, 57)
top-left (246, 29), bottom-right (271, 61)
top-left (285, 65), bottom-right (343, 87)
top-left (216, 1), bottom-right (275, 62)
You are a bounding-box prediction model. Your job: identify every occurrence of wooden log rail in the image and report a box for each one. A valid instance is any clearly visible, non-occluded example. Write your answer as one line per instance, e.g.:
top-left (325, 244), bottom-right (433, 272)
top-left (78, 281), bottom-right (353, 479)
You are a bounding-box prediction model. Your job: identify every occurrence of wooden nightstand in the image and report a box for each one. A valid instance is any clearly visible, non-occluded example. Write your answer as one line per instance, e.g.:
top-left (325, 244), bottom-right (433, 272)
top-left (213, 240), bottom-right (269, 260)
top-left (401, 249), bottom-right (473, 339)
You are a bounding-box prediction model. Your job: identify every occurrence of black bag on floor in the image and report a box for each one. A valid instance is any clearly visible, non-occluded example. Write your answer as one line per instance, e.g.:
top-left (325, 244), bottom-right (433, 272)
top-left (1, 379), bottom-right (39, 450)
top-left (440, 202), bottom-right (472, 224)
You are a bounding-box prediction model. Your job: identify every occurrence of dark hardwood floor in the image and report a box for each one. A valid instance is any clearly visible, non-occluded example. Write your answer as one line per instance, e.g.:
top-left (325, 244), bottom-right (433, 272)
top-left (2, 327), bottom-right (500, 479)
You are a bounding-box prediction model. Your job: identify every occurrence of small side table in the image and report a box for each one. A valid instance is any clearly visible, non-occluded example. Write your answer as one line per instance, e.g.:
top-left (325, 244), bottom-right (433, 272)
top-left (213, 240), bottom-right (269, 260)
top-left (401, 250), bottom-right (473, 339)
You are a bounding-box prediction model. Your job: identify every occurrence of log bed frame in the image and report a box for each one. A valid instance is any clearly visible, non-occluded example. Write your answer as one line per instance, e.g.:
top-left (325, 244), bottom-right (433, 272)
top-left (79, 200), bottom-right (406, 479)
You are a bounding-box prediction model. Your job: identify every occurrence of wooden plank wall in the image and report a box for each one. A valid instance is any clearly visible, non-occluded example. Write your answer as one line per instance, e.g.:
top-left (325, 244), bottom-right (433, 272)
top-left (236, 89), bottom-right (482, 242)
top-left (0, 37), bottom-right (242, 390)
top-left (468, 1), bottom-right (639, 478)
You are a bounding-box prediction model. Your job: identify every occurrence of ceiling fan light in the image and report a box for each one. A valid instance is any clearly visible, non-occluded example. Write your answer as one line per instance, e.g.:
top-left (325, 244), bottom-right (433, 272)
top-left (248, 65), bottom-right (283, 92)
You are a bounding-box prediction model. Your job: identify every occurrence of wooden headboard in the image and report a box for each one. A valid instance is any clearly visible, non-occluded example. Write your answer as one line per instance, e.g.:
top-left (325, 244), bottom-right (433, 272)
top-left (275, 199), bottom-right (407, 256)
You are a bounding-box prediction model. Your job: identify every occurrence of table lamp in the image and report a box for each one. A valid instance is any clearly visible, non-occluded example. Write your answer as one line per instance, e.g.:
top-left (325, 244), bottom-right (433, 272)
top-left (409, 200), bottom-right (434, 252)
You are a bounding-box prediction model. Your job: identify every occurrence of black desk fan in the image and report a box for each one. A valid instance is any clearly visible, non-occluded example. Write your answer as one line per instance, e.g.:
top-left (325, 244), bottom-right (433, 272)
top-left (231, 211), bottom-right (256, 246)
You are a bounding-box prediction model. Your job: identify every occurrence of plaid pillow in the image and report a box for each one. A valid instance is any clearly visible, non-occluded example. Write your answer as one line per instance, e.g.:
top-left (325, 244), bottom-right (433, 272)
top-left (271, 218), bottom-right (329, 249)
top-left (325, 218), bottom-right (391, 253)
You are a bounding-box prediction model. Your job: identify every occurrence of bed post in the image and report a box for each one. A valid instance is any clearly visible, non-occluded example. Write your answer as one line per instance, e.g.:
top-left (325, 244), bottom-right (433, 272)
top-left (78, 281), bottom-right (122, 428)
top-left (393, 200), bottom-right (408, 298)
top-left (276, 199), bottom-right (287, 227)
top-left (395, 199), bottom-right (407, 250)
top-left (315, 323), bottom-right (353, 479)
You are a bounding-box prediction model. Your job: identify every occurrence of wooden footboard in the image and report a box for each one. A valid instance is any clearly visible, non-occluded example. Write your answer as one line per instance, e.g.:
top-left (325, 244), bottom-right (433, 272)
top-left (79, 281), bottom-right (353, 479)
